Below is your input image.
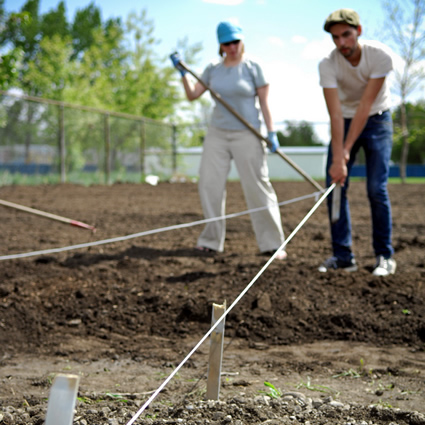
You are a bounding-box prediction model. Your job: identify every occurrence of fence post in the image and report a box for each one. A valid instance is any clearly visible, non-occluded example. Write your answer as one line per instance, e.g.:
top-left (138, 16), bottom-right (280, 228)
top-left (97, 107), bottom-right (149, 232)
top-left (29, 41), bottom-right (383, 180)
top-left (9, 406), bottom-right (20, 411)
top-left (104, 113), bottom-right (111, 185)
top-left (172, 124), bottom-right (177, 176)
top-left (140, 119), bottom-right (146, 180)
top-left (58, 104), bottom-right (66, 183)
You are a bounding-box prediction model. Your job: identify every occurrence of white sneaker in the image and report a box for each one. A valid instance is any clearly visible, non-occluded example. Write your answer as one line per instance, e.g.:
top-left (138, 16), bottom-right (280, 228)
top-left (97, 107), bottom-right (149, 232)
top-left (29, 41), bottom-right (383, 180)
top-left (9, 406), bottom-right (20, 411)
top-left (372, 256), bottom-right (396, 276)
top-left (318, 256), bottom-right (358, 273)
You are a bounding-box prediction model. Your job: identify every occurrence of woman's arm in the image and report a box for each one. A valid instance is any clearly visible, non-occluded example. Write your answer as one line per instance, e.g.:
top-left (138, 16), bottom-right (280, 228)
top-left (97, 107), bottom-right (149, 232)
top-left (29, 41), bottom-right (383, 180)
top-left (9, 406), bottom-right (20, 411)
top-left (182, 77), bottom-right (207, 101)
top-left (257, 84), bottom-right (273, 131)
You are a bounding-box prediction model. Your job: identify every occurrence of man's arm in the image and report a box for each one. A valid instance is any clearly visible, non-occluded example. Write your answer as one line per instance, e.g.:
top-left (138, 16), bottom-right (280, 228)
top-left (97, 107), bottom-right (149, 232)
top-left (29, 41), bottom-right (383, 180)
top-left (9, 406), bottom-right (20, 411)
top-left (324, 76), bottom-right (386, 184)
top-left (323, 87), bottom-right (346, 184)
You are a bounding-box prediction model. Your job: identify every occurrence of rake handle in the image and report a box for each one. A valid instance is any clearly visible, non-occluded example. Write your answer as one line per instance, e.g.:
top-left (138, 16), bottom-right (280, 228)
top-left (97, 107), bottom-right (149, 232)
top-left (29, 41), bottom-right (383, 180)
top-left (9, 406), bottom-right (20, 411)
top-left (176, 58), bottom-right (324, 192)
top-left (0, 199), bottom-right (96, 232)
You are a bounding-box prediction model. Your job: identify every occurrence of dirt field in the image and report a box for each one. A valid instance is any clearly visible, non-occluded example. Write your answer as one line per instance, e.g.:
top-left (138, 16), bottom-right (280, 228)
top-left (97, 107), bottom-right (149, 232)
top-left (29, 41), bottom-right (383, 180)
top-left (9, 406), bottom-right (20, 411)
top-left (0, 180), bottom-right (424, 425)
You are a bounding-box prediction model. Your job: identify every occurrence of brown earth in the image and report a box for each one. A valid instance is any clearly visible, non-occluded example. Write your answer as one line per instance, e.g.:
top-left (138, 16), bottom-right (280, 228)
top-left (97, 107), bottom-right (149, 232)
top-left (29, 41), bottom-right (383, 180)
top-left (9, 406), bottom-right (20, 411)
top-left (0, 180), bottom-right (424, 424)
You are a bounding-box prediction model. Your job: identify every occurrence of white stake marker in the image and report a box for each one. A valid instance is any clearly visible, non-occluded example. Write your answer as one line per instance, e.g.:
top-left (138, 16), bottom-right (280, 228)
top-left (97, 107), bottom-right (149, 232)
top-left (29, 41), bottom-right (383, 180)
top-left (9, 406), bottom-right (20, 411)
top-left (45, 374), bottom-right (80, 425)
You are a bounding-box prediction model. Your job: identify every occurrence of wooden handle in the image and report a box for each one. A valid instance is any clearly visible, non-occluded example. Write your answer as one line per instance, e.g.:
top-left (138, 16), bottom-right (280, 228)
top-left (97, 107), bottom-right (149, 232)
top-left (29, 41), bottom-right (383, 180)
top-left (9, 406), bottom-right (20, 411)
top-left (178, 60), bottom-right (324, 192)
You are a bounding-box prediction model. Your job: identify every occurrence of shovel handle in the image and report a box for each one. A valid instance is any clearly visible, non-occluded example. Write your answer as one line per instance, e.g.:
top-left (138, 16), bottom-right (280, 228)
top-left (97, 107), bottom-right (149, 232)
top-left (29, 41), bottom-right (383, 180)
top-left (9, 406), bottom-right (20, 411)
top-left (331, 183), bottom-right (341, 223)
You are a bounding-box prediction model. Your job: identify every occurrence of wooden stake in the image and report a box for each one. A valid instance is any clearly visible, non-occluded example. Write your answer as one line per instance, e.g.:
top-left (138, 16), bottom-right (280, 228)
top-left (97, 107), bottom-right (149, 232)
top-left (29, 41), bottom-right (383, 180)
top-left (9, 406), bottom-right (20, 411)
top-left (206, 301), bottom-right (226, 400)
top-left (0, 199), bottom-right (96, 231)
top-left (45, 374), bottom-right (80, 425)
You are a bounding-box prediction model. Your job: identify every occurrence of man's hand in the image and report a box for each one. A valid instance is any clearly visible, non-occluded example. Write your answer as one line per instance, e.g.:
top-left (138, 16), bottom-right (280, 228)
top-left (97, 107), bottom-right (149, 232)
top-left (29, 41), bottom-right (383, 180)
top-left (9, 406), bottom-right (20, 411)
top-left (329, 157), bottom-right (347, 185)
top-left (343, 147), bottom-right (350, 164)
top-left (169, 52), bottom-right (187, 77)
top-left (268, 131), bottom-right (280, 153)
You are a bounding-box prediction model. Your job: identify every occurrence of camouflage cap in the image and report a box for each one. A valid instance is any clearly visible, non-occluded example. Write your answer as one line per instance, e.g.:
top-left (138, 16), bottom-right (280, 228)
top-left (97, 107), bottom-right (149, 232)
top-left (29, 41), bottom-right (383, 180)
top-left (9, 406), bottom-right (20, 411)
top-left (324, 9), bottom-right (360, 32)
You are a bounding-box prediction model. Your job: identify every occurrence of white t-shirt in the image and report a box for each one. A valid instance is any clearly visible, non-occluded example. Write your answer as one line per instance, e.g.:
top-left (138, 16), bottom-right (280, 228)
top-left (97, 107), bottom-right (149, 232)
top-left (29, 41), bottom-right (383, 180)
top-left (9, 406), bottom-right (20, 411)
top-left (319, 40), bottom-right (393, 118)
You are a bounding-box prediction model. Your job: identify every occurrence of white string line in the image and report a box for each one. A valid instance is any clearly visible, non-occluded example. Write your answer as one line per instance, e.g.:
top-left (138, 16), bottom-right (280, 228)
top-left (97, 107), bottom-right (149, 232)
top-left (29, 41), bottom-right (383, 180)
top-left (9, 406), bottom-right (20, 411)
top-left (0, 190), bottom-right (322, 261)
top-left (125, 183), bottom-right (335, 425)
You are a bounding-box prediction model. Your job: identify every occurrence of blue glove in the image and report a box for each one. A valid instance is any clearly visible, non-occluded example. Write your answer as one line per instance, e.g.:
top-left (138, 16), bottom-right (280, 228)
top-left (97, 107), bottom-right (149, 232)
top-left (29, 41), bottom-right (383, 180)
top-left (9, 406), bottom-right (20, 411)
top-left (268, 131), bottom-right (279, 153)
top-left (170, 52), bottom-right (187, 77)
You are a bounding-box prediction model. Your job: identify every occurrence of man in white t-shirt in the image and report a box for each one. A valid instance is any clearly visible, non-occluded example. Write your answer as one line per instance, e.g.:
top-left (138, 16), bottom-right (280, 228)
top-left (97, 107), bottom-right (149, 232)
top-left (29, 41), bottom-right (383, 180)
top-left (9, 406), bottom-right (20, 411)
top-left (318, 9), bottom-right (396, 276)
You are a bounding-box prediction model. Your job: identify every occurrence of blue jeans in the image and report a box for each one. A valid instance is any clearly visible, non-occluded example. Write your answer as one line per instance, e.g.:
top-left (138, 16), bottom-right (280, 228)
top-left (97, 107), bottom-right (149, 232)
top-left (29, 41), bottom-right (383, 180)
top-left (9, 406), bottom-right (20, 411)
top-left (326, 110), bottom-right (394, 262)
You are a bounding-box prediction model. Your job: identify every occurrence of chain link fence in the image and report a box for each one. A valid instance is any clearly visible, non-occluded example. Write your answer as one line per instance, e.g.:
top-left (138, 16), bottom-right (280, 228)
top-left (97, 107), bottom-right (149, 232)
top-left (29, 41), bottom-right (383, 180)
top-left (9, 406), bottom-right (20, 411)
top-left (1, 92), bottom-right (338, 185)
top-left (0, 91), bottom-right (190, 185)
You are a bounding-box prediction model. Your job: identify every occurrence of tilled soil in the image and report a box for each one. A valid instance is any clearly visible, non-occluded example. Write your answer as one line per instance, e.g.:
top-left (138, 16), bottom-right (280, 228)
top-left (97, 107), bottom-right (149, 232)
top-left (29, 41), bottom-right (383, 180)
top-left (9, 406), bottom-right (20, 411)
top-left (0, 180), bottom-right (424, 425)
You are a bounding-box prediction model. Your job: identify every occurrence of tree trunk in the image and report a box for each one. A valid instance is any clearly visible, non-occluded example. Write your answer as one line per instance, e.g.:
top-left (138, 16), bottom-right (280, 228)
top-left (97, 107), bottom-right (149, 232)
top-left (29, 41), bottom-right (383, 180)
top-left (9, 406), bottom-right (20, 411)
top-left (399, 101), bottom-right (409, 183)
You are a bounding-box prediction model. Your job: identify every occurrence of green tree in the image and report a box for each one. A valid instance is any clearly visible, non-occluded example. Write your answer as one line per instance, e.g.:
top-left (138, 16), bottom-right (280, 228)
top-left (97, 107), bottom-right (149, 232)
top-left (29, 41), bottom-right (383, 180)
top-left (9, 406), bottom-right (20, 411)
top-left (122, 9), bottom-right (179, 119)
top-left (392, 101), bottom-right (425, 164)
top-left (25, 34), bottom-right (73, 100)
top-left (40, 0), bottom-right (69, 39)
top-left (277, 121), bottom-right (323, 147)
top-left (71, 2), bottom-right (101, 57)
top-left (1, 1), bottom-right (201, 171)
top-left (381, 0), bottom-right (425, 181)
top-left (0, 0), bottom-right (23, 89)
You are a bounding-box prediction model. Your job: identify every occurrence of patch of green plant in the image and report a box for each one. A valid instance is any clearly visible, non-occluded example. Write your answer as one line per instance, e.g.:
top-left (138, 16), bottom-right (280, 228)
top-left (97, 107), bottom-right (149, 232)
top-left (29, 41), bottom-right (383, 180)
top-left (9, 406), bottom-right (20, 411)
top-left (46, 373), bottom-right (56, 385)
top-left (401, 389), bottom-right (421, 395)
top-left (259, 381), bottom-right (282, 398)
top-left (402, 309), bottom-right (411, 315)
top-left (333, 358), bottom-right (371, 379)
top-left (77, 396), bottom-right (93, 404)
top-left (332, 368), bottom-right (362, 378)
top-left (105, 393), bottom-right (129, 403)
top-left (350, 177), bottom-right (425, 184)
top-left (373, 399), bottom-right (393, 408)
top-left (296, 376), bottom-right (337, 394)
top-left (144, 414), bottom-right (158, 419)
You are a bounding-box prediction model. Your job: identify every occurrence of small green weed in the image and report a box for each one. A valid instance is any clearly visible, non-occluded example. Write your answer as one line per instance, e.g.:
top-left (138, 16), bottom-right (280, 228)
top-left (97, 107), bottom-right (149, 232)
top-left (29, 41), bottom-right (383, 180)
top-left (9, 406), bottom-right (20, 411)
top-left (374, 399), bottom-right (393, 408)
top-left (296, 376), bottom-right (336, 394)
top-left (332, 368), bottom-right (361, 379)
top-left (333, 358), bottom-right (371, 379)
top-left (259, 381), bottom-right (282, 398)
top-left (105, 393), bottom-right (129, 403)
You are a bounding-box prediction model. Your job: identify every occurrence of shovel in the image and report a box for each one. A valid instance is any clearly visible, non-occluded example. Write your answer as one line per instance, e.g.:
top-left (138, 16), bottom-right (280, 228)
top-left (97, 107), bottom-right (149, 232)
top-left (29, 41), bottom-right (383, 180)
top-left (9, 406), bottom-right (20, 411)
top-left (331, 183), bottom-right (341, 223)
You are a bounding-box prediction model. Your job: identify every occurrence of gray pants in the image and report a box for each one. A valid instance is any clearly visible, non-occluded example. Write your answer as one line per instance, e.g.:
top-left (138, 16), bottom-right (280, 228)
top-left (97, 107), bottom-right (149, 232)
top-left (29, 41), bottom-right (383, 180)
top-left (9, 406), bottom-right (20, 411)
top-left (197, 126), bottom-right (285, 252)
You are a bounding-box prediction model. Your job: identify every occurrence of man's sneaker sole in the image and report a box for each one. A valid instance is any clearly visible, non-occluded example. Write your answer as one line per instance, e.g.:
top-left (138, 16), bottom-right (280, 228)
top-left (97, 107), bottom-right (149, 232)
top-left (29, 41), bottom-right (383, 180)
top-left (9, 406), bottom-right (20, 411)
top-left (318, 256), bottom-right (358, 273)
top-left (318, 264), bottom-right (358, 273)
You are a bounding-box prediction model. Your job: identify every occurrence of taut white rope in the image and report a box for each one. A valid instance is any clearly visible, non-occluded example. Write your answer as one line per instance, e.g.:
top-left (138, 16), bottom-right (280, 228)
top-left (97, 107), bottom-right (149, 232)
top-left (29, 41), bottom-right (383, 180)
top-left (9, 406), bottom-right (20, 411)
top-left (125, 184), bottom-right (335, 425)
top-left (0, 191), bottom-right (321, 261)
